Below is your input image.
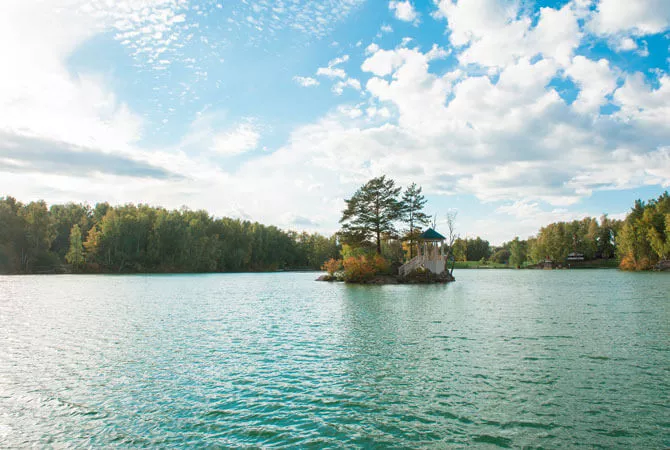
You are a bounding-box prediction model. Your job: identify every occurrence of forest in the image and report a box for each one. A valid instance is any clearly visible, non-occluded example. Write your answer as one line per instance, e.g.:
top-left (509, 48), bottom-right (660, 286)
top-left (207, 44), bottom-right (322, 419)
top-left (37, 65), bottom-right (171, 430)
top-left (1, 190), bottom-right (668, 274)
top-left (0, 197), bottom-right (338, 274)
top-left (460, 191), bottom-right (669, 271)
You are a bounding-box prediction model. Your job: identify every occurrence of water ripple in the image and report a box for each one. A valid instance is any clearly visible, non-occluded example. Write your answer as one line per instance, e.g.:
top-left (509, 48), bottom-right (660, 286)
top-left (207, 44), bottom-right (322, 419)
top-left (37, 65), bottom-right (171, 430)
top-left (0, 271), bottom-right (668, 447)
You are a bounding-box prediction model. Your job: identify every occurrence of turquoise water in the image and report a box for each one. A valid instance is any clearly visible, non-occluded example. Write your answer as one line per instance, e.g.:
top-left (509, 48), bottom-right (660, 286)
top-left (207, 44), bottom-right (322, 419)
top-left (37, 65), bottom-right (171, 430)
top-left (0, 270), bottom-right (668, 448)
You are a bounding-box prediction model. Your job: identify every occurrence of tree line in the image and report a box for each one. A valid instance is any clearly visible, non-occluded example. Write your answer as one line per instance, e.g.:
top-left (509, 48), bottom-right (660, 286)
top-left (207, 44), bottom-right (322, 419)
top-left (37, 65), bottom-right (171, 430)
top-left (2, 190), bottom-right (667, 274)
top-left (0, 197), bottom-right (339, 274)
top-left (467, 192), bottom-right (669, 271)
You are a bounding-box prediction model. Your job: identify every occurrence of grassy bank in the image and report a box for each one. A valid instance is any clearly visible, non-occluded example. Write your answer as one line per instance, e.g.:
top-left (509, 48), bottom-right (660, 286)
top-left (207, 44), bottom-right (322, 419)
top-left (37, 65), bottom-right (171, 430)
top-left (452, 259), bottom-right (619, 269)
top-left (452, 261), bottom-right (517, 269)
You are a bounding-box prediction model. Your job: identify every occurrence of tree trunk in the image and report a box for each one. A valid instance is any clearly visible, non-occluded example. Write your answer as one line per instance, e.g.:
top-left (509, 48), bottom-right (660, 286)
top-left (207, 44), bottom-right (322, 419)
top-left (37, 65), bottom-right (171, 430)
top-left (376, 229), bottom-right (381, 254)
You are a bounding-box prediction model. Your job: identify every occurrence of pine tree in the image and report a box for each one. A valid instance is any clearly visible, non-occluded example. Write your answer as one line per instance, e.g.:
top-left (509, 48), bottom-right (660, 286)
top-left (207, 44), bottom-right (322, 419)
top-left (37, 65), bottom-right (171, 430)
top-left (401, 183), bottom-right (430, 259)
top-left (339, 176), bottom-right (403, 254)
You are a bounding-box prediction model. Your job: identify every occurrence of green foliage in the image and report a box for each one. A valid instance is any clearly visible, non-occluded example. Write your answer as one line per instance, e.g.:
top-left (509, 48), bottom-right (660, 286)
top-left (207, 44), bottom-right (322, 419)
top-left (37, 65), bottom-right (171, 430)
top-left (450, 236), bottom-right (491, 262)
top-left (526, 216), bottom-right (621, 264)
top-left (401, 182), bottom-right (430, 258)
top-left (50, 203), bottom-right (92, 259)
top-left (0, 197), bottom-right (59, 273)
top-left (340, 243), bottom-right (369, 259)
top-left (467, 237), bottom-right (491, 261)
top-left (616, 192), bottom-right (670, 270)
top-left (507, 237), bottom-right (527, 267)
top-left (65, 224), bottom-right (85, 271)
top-left (294, 232), bottom-right (340, 270)
top-left (381, 237), bottom-right (405, 264)
top-left (452, 238), bottom-right (467, 261)
top-left (490, 248), bottom-right (510, 264)
top-left (339, 175), bottom-right (403, 254)
top-left (0, 197), bottom-right (338, 274)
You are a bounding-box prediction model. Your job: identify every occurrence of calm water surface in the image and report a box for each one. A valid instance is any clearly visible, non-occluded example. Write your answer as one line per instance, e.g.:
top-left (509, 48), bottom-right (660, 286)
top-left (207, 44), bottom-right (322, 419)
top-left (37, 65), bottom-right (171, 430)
top-left (0, 270), bottom-right (668, 448)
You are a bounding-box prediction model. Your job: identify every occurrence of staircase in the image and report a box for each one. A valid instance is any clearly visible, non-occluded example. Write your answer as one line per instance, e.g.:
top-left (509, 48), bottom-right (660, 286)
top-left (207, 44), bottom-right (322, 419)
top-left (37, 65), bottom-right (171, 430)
top-left (398, 255), bottom-right (425, 277)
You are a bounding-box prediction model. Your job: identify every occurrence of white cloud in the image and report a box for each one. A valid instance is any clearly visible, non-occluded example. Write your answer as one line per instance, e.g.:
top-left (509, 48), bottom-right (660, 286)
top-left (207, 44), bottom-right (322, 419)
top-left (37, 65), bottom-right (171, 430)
top-left (223, 0), bottom-right (366, 42)
top-left (332, 78), bottom-right (362, 95)
top-left (316, 54), bottom-right (350, 79)
top-left (2, 0), bottom-right (670, 245)
top-left (615, 37), bottom-right (638, 52)
top-left (0, 0), bottom-right (145, 157)
top-left (613, 73), bottom-right (670, 127)
top-left (317, 67), bottom-right (347, 79)
top-left (565, 56), bottom-right (619, 114)
top-left (434, 0), bottom-right (581, 68)
top-left (212, 123), bottom-right (260, 156)
top-left (365, 43), bottom-right (380, 55)
top-left (389, 1), bottom-right (419, 23)
top-left (293, 76), bottom-right (320, 87)
top-left (588, 0), bottom-right (670, 36)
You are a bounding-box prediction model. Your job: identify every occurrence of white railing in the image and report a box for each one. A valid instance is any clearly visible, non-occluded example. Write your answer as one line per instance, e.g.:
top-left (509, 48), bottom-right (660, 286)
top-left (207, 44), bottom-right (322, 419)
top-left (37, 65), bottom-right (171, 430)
top-left (399, 254), bottom-right (447, 277)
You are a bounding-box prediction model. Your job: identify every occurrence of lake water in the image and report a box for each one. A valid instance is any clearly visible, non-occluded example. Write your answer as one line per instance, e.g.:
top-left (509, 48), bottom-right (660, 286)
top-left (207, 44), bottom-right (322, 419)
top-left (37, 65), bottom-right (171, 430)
top-left (0, 270), bottom-right (668, 448)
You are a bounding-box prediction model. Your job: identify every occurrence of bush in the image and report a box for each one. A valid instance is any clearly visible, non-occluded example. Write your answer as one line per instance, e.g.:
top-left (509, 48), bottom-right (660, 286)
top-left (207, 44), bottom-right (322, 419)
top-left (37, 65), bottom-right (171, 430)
top-left (619, 254), bottom-right (632, 271)
top-left (321, 258), bottom-right (343, 275)
top-left (636, 257), bottom-right (652, 271)
top-left (343, 256), bottom-right (376, 282)
top-left (372, 254), bottom-right (391, 274)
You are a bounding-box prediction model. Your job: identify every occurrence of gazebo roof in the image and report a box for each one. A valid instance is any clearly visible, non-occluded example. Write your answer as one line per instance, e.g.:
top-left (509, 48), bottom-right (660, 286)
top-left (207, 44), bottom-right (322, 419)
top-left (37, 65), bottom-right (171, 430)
top-left (420, 228), bottom-right (446, 241)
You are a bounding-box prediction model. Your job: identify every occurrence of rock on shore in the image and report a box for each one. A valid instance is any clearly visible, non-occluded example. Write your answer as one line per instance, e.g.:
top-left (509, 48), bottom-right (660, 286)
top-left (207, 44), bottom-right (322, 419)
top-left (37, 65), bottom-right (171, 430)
top-left (316, 271), bottom-right (455, 285)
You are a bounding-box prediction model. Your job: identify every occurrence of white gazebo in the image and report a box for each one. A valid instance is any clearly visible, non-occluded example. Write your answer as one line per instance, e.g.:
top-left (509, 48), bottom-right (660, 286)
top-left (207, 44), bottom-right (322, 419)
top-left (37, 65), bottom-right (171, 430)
top-left (399, 228), bottom-right (447, 277)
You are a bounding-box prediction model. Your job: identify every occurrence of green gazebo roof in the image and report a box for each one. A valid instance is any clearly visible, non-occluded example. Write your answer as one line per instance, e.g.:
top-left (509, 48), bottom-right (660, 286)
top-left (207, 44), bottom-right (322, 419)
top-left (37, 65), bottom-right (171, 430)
top-left (420, 228), bottom-right (446, 241)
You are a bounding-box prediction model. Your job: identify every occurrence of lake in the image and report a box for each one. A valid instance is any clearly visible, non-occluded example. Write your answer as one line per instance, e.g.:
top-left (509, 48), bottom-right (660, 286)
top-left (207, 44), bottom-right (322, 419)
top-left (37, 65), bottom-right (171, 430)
top-left (0, 270), bottom-right (668, 448)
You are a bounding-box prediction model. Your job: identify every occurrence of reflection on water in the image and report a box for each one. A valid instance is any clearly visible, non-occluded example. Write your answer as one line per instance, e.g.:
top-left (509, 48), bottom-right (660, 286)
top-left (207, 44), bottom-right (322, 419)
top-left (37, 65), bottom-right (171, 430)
top-left (0, 271), bottom-right (668, 447)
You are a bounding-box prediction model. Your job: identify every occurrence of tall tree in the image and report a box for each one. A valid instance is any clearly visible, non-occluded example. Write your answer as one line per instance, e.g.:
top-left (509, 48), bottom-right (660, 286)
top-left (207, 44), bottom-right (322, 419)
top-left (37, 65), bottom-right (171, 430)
top-left (401, 183), bottom-right (430, 259)
top-left (508, 237), bottom-right (527, 267)
top-left (65, 224), bottom-right (85, 271)
top-left (339, 176), bottom-right (403, 254)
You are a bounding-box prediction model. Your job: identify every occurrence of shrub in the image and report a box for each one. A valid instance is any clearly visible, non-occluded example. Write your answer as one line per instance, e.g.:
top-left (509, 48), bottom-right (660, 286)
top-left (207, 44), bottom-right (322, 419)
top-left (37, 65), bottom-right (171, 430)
top-left (372, 254), bottom-right (391, 274)
top-left (343, 256), bottom-right (376, 282)
top-left (636, 257), bottom-right (652, 271)
top-left (619, 254), bottom-right (636, 271)
top-left (322, 258), bottom-right (343, 276)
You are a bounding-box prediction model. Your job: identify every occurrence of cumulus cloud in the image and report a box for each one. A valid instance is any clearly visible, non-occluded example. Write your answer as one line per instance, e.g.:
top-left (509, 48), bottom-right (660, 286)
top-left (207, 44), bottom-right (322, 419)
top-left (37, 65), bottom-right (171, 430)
top-left (588, 0), bottom-right (670, 36)
top-left (434, 0), bottom-right (581, 68)
top-left (389, 1), bottom-right (419, 23)
top-left (565, 56), bottom-right (619, 114)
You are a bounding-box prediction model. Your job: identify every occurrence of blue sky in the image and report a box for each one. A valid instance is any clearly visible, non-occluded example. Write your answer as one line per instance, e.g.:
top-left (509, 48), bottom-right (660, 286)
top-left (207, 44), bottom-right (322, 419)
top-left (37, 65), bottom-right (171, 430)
top-left (1, 0), bottom-right (669, 243)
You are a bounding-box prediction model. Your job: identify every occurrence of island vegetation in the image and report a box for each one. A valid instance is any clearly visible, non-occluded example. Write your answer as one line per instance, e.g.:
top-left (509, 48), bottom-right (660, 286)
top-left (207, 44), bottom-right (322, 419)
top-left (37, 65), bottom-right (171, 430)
top-left (0, 190), bottom-right (668, 275)
top-left (321, 175), bottom-right (455, 283)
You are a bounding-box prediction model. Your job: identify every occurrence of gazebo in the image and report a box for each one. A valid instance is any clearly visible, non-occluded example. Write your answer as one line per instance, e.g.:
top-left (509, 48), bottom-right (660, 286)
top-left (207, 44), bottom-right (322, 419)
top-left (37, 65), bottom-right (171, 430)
top-left (399, 227), bottom-right (447, 276)
top-left (419, 228), bottom-right (446, 260)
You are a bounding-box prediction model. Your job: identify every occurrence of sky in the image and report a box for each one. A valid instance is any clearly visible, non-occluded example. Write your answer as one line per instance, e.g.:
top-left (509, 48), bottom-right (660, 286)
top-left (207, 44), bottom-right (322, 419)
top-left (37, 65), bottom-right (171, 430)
top-left (1, 0), bottom-right (669, 244)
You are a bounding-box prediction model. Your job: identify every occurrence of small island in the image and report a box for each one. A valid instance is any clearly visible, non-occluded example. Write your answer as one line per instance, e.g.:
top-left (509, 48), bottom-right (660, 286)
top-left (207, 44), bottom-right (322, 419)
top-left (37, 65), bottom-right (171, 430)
top-left (316, 176), bottom-right (457, 284)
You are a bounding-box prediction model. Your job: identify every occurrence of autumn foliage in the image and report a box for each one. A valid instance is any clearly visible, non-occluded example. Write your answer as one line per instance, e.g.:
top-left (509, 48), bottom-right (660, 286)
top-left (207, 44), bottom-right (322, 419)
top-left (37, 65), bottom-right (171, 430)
top-left (343, 256), bottom-right (376, 282)
top-left (339, 254), bottom-right (392, 282)
top-left (321, 258), bottom-right (343, 275)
